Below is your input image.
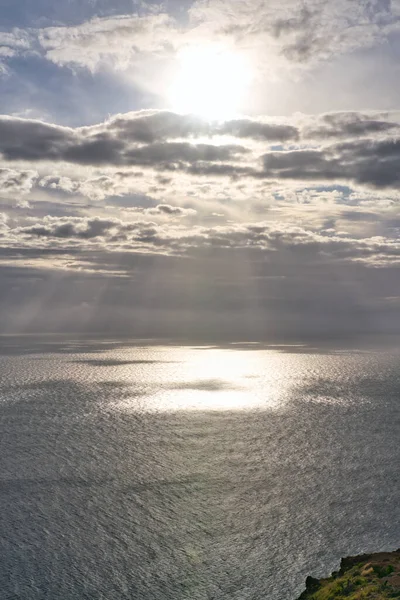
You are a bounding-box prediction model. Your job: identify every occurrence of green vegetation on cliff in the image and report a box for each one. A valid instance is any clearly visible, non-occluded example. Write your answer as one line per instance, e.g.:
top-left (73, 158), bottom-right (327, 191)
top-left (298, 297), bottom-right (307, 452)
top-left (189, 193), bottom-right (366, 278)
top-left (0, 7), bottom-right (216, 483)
top-left (297, 550), bottom-right (400, 600)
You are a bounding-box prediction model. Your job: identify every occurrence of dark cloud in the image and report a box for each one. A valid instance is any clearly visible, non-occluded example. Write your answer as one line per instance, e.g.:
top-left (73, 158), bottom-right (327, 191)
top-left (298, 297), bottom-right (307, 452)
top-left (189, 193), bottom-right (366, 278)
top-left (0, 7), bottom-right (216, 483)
top-left (63, 136), bottom-right (125, 165)
top-left (110, 111), bottom-right (299, 143)
top-left (116, 112), bottom-right (298, 143)
top-left (17, 216), bottom-right (160, 241)
top-left (146, 204), bottom-right (196, 217)
top-left (2, 112), bottom-right (400, 191)
top-left (0, 113), bottom-right (296, 169)
top-left (19, 217), bottom-right (119, 239)
top-left (305, 112), bottom-right (400, 139)
top-left (186, 162), bottom-right (258, 178)
top-left (0, 114), bottom-right (247, 169)
top-left (122, 142), bottom-right (248, 166)
top-left (110, 111), bottom-right (210, 143)
top-left (0, 117), bottom-right (75, 162)
top-left (262, 137), bottom-right (400, 188)
top-left (263, 149), bottom-right (341, 180)
top-left (218, 119), bottom-right (299, 142)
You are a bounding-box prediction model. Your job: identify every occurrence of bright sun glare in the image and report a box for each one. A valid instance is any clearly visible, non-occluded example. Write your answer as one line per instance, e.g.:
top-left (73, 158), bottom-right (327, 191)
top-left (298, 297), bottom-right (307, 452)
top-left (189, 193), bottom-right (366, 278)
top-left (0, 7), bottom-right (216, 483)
top-left (169, 44), bottom-right (252, 120)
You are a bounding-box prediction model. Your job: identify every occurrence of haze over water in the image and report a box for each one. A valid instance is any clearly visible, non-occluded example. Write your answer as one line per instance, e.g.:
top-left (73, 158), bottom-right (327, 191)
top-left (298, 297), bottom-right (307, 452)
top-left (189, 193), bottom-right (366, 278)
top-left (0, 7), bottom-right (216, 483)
top-left (0, 338), bottom-right (399, 600)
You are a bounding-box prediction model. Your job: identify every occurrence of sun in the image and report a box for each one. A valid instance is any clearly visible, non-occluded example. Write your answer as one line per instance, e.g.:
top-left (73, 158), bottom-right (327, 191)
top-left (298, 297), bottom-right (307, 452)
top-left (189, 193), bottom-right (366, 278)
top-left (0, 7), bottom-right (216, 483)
top-left (168, 44), bottom-right (252, 120)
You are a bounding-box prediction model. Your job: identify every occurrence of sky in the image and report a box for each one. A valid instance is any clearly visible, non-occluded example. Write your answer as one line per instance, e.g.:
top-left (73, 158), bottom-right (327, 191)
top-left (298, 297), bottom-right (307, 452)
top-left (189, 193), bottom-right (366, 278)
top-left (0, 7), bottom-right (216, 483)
top-left (0, 0), bottom-right (400, 342)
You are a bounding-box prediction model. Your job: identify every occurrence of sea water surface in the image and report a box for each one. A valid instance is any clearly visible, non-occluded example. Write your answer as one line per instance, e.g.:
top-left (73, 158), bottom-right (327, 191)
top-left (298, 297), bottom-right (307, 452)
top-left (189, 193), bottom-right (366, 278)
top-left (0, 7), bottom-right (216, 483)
top-left (0, 338), bottom-right (399, 600)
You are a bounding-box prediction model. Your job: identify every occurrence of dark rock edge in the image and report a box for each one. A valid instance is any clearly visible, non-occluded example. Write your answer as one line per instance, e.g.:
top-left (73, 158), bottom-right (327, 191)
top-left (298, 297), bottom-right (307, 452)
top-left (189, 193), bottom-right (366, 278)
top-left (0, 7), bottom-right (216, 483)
top-left (296, 548), bottom-right (400, 599)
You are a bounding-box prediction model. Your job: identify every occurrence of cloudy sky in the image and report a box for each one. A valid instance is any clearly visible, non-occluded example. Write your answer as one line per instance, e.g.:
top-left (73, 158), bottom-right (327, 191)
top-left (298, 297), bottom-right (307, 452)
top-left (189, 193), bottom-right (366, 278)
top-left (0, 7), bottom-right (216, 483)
top-left (1, 0), bottom-right (400, 342)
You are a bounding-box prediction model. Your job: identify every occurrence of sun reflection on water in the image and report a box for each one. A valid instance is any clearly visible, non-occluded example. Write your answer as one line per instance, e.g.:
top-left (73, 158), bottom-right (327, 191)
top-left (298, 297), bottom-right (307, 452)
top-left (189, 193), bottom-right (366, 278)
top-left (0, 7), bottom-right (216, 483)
top-left (110, 347), bottom-right (297, 412)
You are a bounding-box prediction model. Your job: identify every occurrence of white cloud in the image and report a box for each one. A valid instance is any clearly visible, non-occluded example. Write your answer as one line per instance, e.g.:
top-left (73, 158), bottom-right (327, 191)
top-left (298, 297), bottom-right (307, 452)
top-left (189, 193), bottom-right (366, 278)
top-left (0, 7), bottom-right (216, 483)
top-left (38, 13), bottom-right (177, 72)
top-left (0, 29), bottom-right (33, 74)
top-left (8, 213), bottom-right (399, 267)
top-left (0, 168), bottom-right (38, 195)
top-left (0, 0), bottom-right (396, 79)
top-left (188, 0), bottom-right (400, 71)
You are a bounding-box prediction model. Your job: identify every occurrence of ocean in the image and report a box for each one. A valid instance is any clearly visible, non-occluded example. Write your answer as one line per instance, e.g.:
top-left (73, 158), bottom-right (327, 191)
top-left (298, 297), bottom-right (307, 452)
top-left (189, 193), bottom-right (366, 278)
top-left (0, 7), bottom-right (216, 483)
top-left (0, 338), bottom-right (399, 599)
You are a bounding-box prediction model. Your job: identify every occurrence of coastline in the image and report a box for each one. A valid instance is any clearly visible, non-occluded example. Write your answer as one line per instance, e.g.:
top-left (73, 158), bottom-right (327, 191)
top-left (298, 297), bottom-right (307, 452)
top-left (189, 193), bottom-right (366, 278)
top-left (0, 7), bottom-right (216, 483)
top-left (297, 550), bottom-right (400, 599)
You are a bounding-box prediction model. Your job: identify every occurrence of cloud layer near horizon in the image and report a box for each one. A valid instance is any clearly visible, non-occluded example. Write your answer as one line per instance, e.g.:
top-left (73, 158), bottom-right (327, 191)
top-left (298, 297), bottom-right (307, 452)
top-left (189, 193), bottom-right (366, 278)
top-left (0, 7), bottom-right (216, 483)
top-left (0, 109), bottom-right (399, 269)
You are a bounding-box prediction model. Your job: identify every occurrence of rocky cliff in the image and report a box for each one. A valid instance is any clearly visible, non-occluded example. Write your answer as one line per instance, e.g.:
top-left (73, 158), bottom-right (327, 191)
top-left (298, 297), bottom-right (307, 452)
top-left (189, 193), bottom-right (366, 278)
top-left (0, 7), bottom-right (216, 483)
top-left (297, 549), bottom-right (400, 599)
